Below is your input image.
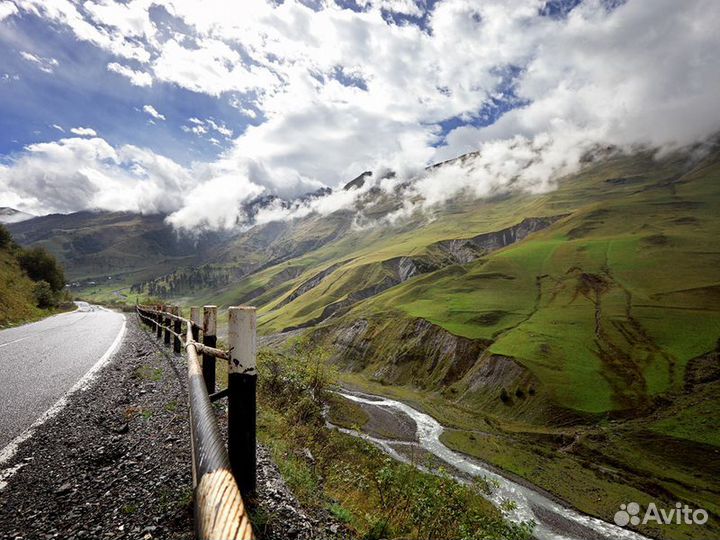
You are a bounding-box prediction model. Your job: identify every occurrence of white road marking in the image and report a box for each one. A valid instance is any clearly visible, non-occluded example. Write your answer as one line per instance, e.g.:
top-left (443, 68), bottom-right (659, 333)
top-left (0, 337), bottom-right (29, 349)
top-left (0, 313), bottom-right (127, 489)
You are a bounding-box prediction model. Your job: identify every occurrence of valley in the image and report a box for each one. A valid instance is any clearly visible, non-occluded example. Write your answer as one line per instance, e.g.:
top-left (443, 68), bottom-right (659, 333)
top-left (8, 144), bottom-right (720, 539)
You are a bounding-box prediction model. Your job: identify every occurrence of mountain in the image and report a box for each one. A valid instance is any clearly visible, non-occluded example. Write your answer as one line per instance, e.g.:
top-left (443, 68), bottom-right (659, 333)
top-left (0, 207), bottom-right (34, 224)
top-left (10, 144), bottom-right (720, 537)
top-left (147, 144), bottom-right (720, 538)
top-left (6, 211), bottom-right (229, 302)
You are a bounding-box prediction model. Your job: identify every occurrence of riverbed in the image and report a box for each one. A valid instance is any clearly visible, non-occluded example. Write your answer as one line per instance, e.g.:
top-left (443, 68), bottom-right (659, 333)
top-left (331, 389), bottom-right (652, 540)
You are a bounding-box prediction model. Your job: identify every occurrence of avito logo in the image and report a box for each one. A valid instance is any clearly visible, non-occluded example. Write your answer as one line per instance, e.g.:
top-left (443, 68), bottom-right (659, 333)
top-left (614, 501), bottom-right (709, 528)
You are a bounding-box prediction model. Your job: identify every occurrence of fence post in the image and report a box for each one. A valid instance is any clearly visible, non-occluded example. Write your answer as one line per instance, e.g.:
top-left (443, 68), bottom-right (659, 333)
top-left (190, 307), bottom-right (201, 343)
top-left (202, 306), bottom-right (217, 394)
top-left (172, 306), bottom-right (182, 353)
top-left (163, 305), bottom-right (171, 346)
top-left (227, 306), bottom-right (257, 500)
top-left (155, 306), bottom-right (162, 339)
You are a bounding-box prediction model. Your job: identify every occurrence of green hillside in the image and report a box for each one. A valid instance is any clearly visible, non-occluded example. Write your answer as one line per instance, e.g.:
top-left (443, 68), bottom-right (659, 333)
top-left (6, 211), bottom-right (230, 302)
top-left (18, 145), bottom-right (720, 538)
top-left (166, 146), bottom-right (719, 539)
top-left (0, 246), bottom-right (42, 325)
top-left (0, 225), bottom-right (68, 326)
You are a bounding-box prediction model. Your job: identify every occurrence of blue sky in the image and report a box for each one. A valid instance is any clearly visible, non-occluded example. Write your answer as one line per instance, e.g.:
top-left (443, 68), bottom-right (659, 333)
top-left (0, 0), bottom-right (718, 230)
top-left (0, 0), bottom-right (587, 166)
top-left (0, 10), bottom-right (247, 165)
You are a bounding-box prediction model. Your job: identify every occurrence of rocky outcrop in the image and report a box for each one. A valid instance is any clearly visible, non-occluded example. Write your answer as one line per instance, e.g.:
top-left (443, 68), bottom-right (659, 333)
top-left (276, 262), bottom-right (348, 309)
top-left (326, 317), bottom-right (491, 388)
top-left (433, 215), bottom-right (565, 264)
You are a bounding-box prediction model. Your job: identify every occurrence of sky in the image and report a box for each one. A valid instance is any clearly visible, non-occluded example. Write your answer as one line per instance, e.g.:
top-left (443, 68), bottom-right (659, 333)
top-left (0, 0), bottom-right (719, 230)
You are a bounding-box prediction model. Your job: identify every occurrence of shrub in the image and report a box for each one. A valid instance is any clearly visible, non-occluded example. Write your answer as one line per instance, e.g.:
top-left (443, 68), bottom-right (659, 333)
top-left (33, 280), bottom-right (57, 308)
top-left (17, 246), bottom-right (65, 291)
top-left (0, 224), bottom-right (15, 250)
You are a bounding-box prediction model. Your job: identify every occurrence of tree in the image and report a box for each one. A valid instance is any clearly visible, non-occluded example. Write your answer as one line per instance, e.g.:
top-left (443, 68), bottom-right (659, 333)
top-left (0, 224), bottom-right (16, 250)
top-left (33, 280), bottom-right (57, 308)
top-left (17, 247), bottom-right (66, 292)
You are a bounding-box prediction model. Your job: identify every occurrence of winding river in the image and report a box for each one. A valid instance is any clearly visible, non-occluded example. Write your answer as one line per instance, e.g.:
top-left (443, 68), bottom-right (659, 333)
top-left (333, 390), bottom-right (652, 540)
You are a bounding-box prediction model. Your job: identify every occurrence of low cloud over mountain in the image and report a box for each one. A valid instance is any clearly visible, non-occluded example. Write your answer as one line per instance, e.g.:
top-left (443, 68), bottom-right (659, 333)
top-left (1, 0), bottom-right (719, 231)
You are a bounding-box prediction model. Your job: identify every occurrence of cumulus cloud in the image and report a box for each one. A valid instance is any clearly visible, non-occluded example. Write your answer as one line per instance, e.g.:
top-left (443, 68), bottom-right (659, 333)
top-left (3, 0), bottom-right (720, 231)
top-left (70, 127), bottom-right (97, 136)
top-left (143, 105), bottom-right (165, 121)
top-left (0, 1), bottom-right (18, 21)
top-left (107, 62), bottom-right (153, 87)
top-left (0, 137), bottom-right (192, 216)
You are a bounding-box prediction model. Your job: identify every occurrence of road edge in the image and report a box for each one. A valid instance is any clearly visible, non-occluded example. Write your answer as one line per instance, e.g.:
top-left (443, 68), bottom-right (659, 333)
top-left (0, 313), bottom-right (127, 483)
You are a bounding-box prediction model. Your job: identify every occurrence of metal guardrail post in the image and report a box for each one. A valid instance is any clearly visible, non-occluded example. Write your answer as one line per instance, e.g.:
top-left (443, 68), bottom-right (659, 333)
top-left (227, 306), bottom-right (257, 500)
top-left (191, 306), bottom-right (201, 343)
top-left (172, 306), bottom-right (182, 353)
top-left (202, 306), bottom-right (217, 394)
top-left (164, 307), bottom-right (172, 346)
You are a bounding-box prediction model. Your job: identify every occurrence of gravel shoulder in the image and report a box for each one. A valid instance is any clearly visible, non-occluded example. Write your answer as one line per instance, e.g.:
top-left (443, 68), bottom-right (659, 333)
top-left (0, 316), bottom-right (344, 540)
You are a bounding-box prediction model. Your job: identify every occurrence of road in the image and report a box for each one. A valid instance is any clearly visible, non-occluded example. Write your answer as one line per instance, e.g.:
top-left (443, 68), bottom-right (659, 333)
top-left (0, 302), bottom-right (125, 450)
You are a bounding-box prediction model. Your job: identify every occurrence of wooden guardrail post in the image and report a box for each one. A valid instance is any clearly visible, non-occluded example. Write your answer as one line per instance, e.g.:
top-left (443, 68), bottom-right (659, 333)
top-left (191, 306), bottom-right (201, 343)
top-left (202, 306), bottom-right (217, 394)
top-left (155, 309), bottom-right (162, 339)
top-left (172, 306), bottom-right (182, 353)
top-left (227, 306), bottom-right (257, 499)
top-left (164, 305), bottom-right (171, 346)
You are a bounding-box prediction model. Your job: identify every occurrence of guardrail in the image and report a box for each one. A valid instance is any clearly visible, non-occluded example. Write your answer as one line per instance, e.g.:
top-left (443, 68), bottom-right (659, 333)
top-left (136, 304), bottom-right (257, 540)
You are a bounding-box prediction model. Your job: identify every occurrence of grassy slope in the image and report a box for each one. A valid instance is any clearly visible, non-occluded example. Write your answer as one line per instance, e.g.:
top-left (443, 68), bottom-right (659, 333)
top-left (0, 249), bottom-right (42, 326)
top-left (208, 149), bottom-right (719, 416)
top-left (193, 149), bottom-right (720, 539)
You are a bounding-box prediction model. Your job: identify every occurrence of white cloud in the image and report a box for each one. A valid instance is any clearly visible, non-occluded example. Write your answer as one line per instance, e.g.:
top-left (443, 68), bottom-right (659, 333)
top-left (4, 0), bottom-right (720, 231)
top-left (51, 124), bottom-right (65, 132)
top-left (70, 127), bottom-right (97, 136)
top-left (107, 62), bottom-right (153, 87)
top-left (0, 137), bottom-right (192, 216)
top-left (152, 37), bottom-right (278, 96)
top-left (143, 104), bottom-right (166, 121)
top-left (14, 0), bottom-right (151, 62)
top-left (19, 51), bottom-right (59, 73)
top-left (0, 1), bottom-right (18, 21)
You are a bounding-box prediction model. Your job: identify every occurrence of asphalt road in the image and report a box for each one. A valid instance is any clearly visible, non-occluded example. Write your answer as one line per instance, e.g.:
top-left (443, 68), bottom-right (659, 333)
top-left (0, 302), bottom-right (125, 449)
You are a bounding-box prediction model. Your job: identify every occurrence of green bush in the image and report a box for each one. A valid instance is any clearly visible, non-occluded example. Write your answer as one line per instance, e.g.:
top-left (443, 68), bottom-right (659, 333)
top-left (33, 280), bottom-right (58, 308)
top-left (0, 224), bottom-right (15, 250)
top-left (17, 246), bottom-right (65, 291)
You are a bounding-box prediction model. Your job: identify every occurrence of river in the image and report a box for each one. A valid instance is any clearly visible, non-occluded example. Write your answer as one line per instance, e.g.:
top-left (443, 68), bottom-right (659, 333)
top-left (333, 390), bottom-right (652, 540)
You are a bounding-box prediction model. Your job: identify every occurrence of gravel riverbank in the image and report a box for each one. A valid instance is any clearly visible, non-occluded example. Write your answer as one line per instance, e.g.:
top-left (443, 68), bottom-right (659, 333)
top-left (0, 316), bottom-right (343, 540)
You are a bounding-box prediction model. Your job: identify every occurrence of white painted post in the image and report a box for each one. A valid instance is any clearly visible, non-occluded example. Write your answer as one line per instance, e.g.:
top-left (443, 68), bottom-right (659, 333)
top-left (227, 306), bottom-right (257, 499)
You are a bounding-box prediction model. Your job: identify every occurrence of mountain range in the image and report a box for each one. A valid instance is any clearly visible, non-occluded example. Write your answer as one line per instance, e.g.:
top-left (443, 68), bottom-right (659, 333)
top-left (7, 142), bottom-right (720, 539)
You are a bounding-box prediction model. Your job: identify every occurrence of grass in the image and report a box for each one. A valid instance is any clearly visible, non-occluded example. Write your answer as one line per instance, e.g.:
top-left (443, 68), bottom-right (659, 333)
top-left (74, 148), bottom-right (720, 539)
top-left (135, 365), bottom-right (164, 382)
top-left (0, 246), bottom-right (77, 327)
top-left (255, 344), bottom-right (533, 540)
